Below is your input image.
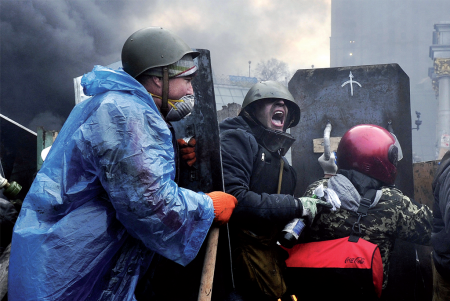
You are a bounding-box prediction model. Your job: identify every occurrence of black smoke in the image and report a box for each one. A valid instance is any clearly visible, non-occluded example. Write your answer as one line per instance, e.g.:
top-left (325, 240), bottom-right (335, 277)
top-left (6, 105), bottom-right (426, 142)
top-left (0, 0), bottom-right (144, 131)
top-left (0, 0), bottom-right (332, 132)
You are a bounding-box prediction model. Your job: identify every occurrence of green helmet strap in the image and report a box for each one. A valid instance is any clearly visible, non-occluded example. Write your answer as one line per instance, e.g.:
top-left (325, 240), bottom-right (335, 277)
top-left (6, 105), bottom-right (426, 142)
top-left (161, 67), bottom-right (170, 117)
top-left (241, 111), bottom-right (296, 156)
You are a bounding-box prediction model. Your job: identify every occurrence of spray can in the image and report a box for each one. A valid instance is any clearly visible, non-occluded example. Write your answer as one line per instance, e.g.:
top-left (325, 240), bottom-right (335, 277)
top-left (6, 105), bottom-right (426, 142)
top-left (278, 218), bottom-right (305, 249)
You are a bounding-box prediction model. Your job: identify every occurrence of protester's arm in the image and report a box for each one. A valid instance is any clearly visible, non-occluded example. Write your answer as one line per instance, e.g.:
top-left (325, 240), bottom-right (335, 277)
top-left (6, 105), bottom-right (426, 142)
top-left (220, 129), bottom-right (301, 226)
top-left (318, 152), bottom-right (337, 178)
top-left (85, 98), bottom-right (214, 266)
top-left (302, 179), bottom-right (329, 198)
top-left (395, 190), bottom-right (433, 246)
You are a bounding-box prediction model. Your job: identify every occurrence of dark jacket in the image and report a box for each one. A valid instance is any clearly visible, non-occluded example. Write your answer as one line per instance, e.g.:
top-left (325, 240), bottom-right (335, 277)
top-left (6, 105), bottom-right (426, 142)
top-left (432, 151), bottom-right (450, 280)
top-left (219, 116), bottom-right (300, 299)
top-left (302, 170), bottom-right (433, 290)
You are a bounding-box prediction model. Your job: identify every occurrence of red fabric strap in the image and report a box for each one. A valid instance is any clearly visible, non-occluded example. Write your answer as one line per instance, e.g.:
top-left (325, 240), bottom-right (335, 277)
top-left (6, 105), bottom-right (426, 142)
top-left (284, 236), bottom-right (383, 298)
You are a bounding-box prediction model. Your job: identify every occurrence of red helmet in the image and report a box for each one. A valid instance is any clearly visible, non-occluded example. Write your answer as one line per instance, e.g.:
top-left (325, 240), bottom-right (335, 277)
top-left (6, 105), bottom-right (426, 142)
top-left (337, 124), bottom-right (399, 185)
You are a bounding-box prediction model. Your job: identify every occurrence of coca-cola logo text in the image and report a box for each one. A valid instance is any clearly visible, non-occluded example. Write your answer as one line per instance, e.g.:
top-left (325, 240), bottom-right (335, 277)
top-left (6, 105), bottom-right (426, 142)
top-left (345, 257), bottom-right (365, 264)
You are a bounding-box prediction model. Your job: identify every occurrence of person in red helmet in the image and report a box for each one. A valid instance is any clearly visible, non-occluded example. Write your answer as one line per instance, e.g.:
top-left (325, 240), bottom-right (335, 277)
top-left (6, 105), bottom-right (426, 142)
top-left (294, 124), bottom-right (432, 299)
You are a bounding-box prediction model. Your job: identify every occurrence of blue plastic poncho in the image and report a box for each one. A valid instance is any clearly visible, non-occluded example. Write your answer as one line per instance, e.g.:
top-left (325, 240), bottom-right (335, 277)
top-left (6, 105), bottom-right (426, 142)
top-left (8, 66), bottom-right (214, 301)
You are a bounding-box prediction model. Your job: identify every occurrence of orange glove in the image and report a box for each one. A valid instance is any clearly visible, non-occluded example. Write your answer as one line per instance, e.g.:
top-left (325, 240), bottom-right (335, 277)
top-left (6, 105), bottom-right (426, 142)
top-left (177, 137), bottom-right (196, 166)
top-left (206, 191), bottom-right (238, 225)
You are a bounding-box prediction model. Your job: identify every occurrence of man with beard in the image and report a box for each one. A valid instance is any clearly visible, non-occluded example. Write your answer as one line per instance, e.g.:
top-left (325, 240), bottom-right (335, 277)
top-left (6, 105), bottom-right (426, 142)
top-left (219, 81), bottom-right (331, 301)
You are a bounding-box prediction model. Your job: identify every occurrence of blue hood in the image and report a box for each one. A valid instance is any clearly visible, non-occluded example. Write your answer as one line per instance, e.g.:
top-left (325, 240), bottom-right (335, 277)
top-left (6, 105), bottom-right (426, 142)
top-left (9, 65), bottom-right (214, 301)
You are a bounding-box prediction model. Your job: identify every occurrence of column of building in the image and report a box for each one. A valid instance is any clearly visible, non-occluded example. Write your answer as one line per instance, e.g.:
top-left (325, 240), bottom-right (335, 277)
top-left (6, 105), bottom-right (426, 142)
top-left (429, 22), bottom-right (450, 159)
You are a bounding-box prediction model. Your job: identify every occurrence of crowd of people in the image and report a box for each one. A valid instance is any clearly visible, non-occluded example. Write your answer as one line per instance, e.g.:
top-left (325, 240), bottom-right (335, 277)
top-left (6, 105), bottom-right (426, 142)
top-left (1, 26), bottom-right (447, 301)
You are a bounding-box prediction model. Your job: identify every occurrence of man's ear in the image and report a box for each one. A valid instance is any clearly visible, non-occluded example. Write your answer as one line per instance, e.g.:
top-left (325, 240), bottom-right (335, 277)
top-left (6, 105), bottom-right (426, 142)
top-left (151, 76), bottom-right (163, 89)
top-left (143, 76), bottom-right (163, 96)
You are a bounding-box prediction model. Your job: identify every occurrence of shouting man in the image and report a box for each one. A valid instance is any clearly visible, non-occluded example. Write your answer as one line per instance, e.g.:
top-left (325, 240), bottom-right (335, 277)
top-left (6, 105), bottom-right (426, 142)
top-left (219, 81), bottom-right (330, 301)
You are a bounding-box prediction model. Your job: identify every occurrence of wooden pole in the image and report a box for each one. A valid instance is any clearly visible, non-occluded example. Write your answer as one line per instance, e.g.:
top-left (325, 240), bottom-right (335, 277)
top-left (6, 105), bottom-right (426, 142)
top-left (197, 227), bottom-right (220, 301)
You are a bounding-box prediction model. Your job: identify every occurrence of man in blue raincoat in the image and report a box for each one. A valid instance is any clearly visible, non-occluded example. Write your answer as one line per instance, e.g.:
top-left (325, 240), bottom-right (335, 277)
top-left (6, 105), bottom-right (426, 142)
top-left (8, 27), bottom-right (237, 301)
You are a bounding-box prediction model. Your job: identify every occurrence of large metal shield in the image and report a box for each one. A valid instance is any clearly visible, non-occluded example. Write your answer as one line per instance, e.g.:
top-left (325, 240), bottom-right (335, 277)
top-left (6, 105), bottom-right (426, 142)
top-left (171, 49), bottom-right (230, 301)
top-left (171, 49), bottom-right (224, 193)
top-left (289, 63), bottom-right (413, 197)
top-left (288, 64), bottom-right (427, 301)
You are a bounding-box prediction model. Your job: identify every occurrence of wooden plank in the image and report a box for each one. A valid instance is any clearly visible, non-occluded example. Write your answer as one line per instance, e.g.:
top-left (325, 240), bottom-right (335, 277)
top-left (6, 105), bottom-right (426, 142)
top-left (312, 137), bottom-right (341, 153)
top-left (0, 244), bottom-right (11, 300)
top-left (413, 160), bottom-right (439, 210)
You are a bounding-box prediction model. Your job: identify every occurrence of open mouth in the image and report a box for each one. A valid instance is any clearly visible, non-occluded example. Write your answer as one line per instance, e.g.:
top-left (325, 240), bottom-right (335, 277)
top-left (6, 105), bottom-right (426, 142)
top-left (272, 110), bottom-right (285, 128)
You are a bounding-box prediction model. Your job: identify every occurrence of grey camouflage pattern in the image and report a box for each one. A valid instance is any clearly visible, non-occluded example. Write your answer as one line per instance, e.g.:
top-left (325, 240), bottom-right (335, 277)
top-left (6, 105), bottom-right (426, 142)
top-left (303, 178), bottom-right (433, 289)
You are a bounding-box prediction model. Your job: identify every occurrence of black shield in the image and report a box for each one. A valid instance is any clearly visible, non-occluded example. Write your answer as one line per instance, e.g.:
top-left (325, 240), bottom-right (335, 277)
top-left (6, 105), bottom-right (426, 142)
top-left (171, 49), bottom-right (224, 193)
top-left (289, 63), bottom-right (413, 197)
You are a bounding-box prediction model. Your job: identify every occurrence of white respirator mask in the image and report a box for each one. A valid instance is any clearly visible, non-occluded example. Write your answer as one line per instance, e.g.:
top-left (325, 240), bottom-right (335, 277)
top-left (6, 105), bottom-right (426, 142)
top-left (150, 94), bottom-right (195, 121)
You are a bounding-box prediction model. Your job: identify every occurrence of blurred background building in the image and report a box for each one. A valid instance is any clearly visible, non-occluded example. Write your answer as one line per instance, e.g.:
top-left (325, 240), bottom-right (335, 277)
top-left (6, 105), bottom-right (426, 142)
top-left (330, 0), bottom-right (450, 161)
top-left (213, 74), bottom-right (256, 123)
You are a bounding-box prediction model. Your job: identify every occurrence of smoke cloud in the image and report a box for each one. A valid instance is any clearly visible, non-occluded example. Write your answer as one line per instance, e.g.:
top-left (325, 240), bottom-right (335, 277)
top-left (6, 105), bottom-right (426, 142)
top-left (0, 0), bottom-right (331, 131)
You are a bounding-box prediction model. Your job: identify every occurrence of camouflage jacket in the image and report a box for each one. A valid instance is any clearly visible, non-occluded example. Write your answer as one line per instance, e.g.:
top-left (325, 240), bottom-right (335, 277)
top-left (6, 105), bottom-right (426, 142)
top-left (303, 176), bottom-right (433, 289)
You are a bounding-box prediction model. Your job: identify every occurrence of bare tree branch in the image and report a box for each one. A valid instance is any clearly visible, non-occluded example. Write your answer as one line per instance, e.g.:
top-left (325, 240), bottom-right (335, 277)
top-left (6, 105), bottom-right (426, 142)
top-left (255, 58), bottom-right (290, 82)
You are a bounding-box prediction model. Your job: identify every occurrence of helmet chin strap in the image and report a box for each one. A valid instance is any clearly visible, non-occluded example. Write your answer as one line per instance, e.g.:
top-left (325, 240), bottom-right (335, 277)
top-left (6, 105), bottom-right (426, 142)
top-left (161, 66), bottom-right (171, 117)
top-left (241, 110), bottom-right (295, 156)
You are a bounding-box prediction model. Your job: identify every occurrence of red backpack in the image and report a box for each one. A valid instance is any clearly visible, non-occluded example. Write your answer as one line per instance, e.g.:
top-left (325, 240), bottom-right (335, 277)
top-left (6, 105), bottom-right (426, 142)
top-left (283, 189), bottom-right (383, 300)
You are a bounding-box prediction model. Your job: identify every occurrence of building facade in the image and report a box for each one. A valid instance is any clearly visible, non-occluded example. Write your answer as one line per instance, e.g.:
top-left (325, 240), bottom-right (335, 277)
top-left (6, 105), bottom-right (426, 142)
top-left (330, 0), bottom-right (450, 161)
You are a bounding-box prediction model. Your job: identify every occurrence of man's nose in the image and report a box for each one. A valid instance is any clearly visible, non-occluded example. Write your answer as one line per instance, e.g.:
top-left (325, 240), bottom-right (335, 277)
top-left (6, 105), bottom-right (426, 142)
top-left (187, 82), bottom-right (194, 95)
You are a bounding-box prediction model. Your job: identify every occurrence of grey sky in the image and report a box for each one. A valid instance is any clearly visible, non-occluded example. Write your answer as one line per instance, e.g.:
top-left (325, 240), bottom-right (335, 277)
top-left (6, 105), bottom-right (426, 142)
top-left (0, 0), bottom-right (331, 131)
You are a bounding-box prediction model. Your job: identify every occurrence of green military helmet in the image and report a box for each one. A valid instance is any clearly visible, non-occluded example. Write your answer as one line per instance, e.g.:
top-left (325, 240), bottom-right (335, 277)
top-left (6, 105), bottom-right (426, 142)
top-left (121, 27), bottom-right (200, 78)
top-left (241, 80), bottom-right (301, 128)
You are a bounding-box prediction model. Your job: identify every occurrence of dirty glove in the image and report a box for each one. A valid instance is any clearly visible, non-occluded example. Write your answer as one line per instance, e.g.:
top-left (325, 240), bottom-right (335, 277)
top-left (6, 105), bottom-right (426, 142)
top-left (318, 152), bottom-right (338, 178)
top-left (206, 191), bottom-right (238, 226)
top-left (297, 197), bottom-right (332, 227)
top-left (177, 137), bottom-right (196, 166)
